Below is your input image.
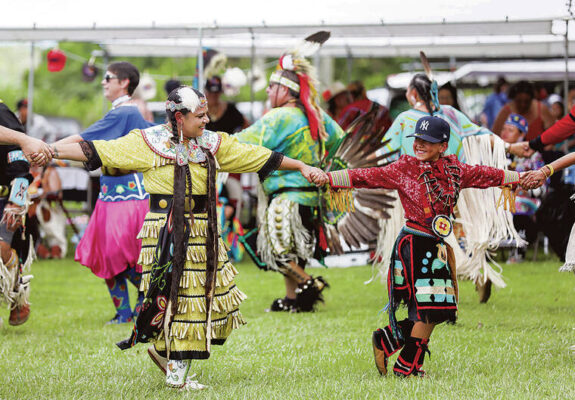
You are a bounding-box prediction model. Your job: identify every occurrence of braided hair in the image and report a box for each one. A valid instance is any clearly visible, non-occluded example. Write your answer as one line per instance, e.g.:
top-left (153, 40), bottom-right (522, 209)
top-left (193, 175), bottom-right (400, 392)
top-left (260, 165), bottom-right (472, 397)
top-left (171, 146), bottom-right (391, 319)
top-left (165, 86), bottom-right (206, 315)
top-left (409, 73), bottom-right (435, 116)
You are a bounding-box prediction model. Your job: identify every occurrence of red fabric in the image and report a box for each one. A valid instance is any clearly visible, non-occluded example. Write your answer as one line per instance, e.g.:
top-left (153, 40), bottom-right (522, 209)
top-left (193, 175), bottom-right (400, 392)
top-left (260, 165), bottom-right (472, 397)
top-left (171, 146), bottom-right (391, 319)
top-left (337, 99), bottom-right (392, 133)
top-left (297, 74), bottom-right (320, 140)
top-left (345, 155), bottom-right (506, 229)
top-left (540, 105), bottom-right (575, 146)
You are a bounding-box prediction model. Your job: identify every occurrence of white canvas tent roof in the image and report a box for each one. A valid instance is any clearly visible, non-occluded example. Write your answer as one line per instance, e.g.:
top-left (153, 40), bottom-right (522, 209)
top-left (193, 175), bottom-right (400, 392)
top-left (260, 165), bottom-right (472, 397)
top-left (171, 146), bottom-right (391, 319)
top-left (0, 18), bottom-right (573, 58)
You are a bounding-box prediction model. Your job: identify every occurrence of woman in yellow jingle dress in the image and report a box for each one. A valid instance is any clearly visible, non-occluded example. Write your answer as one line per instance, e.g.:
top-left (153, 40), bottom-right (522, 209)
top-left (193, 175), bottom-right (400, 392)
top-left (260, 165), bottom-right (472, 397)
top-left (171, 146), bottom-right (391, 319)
top-left (50, 86), bottom-right (322, 390)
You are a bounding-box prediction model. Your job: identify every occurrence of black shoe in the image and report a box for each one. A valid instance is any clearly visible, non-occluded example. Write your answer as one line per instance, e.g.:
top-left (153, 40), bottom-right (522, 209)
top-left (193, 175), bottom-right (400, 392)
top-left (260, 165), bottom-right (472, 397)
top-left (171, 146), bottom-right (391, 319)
top-left (267, 297), bottom-right (296, 312)
top-left (294, 276), bottom-right (329, 312)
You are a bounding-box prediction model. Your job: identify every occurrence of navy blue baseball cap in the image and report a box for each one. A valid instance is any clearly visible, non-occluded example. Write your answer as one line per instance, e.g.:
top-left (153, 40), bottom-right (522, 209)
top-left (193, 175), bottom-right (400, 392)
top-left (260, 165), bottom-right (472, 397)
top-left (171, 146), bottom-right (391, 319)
top-left (407, 116), bottom-right (450, 143)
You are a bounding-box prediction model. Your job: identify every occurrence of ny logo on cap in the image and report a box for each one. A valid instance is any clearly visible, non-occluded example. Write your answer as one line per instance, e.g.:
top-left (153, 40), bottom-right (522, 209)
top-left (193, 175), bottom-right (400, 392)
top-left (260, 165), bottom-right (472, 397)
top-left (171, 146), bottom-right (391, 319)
top-left (420, 121), bottom-right (429, 130)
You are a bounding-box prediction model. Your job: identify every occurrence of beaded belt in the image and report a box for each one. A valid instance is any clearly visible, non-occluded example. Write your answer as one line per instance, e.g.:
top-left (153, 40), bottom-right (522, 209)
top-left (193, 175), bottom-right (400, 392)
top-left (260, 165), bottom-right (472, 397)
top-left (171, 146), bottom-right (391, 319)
top-left (149, 194), bottom-right (208, 214)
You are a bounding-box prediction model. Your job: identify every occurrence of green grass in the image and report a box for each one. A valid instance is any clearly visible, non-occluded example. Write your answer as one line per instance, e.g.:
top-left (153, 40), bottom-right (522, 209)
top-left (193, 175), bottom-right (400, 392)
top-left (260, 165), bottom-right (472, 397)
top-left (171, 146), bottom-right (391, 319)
top-left (0, 256), bottom-right (574, 399)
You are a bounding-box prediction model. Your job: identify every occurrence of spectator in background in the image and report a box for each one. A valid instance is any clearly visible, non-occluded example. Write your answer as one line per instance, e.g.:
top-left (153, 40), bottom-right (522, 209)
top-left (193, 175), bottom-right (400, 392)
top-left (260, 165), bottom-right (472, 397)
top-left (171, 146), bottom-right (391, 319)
top-left (500, 114), bottom-right (545, 263)
top-left (164, 79), bottom-right (181, 96)
top-left (438, 82), bottom-right (461, 111)
top-left (492, 80), bottom-right (554, 141)
top-left (205, 76), bottom-right (249, 133)
top-left (16, 99), bottom-right (58, 143)
top-left (204, 76), bottom-right (250, 225)
top-left (52, 61), bottom-right (153, 325)
top-left (546, 94), bottom-right (565, 122)
top-left (337, 80), bottom-right (392, 133)
top-left (322, 81), bottom-right (351, 121)
top-left (482, 76), bottom-right (509, 129)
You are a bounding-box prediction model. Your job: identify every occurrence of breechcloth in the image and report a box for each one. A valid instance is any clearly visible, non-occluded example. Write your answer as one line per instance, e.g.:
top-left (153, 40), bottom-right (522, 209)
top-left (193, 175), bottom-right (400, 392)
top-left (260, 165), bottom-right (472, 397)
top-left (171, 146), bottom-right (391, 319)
top-left (388, 223), bottom-right (457, 339)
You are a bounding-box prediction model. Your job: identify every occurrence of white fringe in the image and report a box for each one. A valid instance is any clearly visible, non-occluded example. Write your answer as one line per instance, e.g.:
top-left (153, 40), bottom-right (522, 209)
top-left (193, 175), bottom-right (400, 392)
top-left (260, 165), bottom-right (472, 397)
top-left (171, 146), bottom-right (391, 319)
top-left (257, 195), bottom-right (314, 272)
top-left (370, 135), bottom-right (524, 289)
top-left (0, 252), bottom-right (33, 308)
top-left (560, 224), bottom-right (575, 272)
top-left (455, 135), bottom-right (525, 288)
top-left (368, 195), bottom-right (404, 284)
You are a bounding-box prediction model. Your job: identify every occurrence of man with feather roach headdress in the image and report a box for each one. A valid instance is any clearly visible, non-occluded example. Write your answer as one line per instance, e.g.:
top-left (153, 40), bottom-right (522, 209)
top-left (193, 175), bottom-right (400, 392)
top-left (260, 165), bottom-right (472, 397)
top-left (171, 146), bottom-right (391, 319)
top-left (235, 32), bottom-right (345, 312)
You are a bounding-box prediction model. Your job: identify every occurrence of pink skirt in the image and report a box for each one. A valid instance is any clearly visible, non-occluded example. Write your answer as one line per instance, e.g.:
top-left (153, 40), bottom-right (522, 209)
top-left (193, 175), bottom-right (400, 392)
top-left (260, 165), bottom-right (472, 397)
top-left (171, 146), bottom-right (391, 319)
top-left (75, 199), bottom-right (149, 279)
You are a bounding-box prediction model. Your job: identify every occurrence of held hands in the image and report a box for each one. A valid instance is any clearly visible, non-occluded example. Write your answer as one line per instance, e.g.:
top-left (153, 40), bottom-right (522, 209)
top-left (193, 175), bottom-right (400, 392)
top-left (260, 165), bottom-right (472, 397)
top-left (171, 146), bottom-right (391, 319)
top-left (508, 141), bottom-right (535, 158)
top-left (22, 137), bottom-right (53, 166)
top-left (520, 169), bottom-right (547, 190)
top-left (300, 165), bottom-right (329, 186)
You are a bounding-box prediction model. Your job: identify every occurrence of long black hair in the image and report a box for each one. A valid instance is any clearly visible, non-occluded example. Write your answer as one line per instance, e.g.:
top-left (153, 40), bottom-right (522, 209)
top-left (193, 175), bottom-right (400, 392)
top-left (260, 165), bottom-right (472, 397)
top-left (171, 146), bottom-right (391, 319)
top-left (164, 86), bottom-right (206, 314)
top-left (409, 73), bottom-right (435, 115)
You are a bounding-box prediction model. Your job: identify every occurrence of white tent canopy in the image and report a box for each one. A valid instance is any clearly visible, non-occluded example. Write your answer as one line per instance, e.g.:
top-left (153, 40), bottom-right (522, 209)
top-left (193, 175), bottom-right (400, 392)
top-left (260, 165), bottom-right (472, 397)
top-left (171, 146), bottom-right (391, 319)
top-left (0, 18), bottom-right (573, 58)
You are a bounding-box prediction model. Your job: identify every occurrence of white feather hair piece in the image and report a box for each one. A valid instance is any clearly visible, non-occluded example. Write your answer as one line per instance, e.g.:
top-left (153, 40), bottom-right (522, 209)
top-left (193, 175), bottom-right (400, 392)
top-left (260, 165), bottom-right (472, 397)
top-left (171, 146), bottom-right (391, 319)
top-left (166, 86), bottom-right (206, 113)
top-left (178, 86), bottom-right (203, 111)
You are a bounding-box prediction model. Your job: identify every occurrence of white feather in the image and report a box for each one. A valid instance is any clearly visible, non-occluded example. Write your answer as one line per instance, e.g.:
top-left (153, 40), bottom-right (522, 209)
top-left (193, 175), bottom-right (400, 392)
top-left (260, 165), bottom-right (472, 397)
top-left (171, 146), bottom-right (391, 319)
top-left (177, 87), bottom-right (202, 112)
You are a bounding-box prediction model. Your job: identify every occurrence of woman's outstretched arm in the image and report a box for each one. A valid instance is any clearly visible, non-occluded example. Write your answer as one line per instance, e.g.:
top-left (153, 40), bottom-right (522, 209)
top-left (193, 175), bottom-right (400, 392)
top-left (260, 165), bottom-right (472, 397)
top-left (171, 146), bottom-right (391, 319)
top-left (50, 143), bottom-right (88, 162)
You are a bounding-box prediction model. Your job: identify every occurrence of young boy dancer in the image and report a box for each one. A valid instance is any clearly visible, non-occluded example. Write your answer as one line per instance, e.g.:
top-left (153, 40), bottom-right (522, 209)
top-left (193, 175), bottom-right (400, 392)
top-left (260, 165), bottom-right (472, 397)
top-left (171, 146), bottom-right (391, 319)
top-left (312, 116), bottom-right (521, 377)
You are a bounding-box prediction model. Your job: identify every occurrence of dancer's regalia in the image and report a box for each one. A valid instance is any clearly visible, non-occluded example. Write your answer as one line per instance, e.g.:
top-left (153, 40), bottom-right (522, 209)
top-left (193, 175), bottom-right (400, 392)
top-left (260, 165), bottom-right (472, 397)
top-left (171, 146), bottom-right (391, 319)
top-left (326, 116), bottom-right (519, 377)
top-left (236, 32), bottom-right (343, 312)
top-left (74, 87), bottom-right (284, 390)
top-left (0, 100), bottom-right (33, 326)
top-left (373, 57), bottom-right (523, 301)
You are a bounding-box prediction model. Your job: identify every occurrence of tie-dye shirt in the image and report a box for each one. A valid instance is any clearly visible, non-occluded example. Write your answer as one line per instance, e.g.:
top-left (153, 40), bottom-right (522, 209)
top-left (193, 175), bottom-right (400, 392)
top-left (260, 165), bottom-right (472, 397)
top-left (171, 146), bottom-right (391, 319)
top-left (235, 107), bottom-right (344, 206)
top-left (382, 105), bottom-right (491, 162)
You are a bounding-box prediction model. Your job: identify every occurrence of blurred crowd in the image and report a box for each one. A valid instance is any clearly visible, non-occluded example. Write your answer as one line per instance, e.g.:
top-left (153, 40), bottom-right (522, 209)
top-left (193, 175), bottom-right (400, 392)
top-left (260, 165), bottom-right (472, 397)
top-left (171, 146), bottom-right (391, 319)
top-left (9, 72), bottom-right (575, 266)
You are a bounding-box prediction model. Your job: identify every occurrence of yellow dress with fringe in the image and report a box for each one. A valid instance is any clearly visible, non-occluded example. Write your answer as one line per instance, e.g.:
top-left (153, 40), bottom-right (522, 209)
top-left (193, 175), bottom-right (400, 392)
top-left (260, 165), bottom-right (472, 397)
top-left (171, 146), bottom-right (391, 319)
top-left (92, 127), bottom-right (273, 358)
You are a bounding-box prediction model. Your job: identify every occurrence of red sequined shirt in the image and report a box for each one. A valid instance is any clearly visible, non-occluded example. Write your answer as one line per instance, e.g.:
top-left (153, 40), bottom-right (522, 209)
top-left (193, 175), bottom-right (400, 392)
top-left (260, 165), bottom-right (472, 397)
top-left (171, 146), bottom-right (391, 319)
top-left (328, 154), bottom-right (519, 229)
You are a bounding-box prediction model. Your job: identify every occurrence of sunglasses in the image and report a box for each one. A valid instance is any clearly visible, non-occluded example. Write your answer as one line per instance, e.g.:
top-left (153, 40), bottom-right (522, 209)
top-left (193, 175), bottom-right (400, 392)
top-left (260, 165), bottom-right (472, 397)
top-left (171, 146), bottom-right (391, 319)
top-left (103, 73), bottom-right (118, 83)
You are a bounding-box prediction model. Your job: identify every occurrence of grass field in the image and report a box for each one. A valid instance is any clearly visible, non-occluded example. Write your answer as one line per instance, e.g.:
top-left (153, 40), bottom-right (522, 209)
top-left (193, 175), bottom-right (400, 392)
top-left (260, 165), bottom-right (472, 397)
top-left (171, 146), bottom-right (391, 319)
top-left (0, 255), bottom-right (574, 400)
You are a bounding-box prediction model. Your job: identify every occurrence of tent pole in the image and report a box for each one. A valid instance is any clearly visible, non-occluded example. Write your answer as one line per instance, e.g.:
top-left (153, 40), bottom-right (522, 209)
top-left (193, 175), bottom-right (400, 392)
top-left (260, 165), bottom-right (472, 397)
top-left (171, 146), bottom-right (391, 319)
top-left (250, 29), bottom-right (255, 122)
top-left (346, 46), bottom-right (353, 83)
top-left (197, 27), bottom-right (204, 90)
top-left (102, 51), bottom-right (109, 116)
top-left (26, 41), bottom-right (35, 133)
top-left (565, 19), bottom-right (570, 116)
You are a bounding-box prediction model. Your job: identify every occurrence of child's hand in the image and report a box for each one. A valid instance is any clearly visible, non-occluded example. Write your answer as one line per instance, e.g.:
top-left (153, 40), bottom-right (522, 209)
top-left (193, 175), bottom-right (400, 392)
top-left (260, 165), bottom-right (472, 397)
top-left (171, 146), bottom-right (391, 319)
top-left (520, 170), bottom-right (546, 189)
top-left (300, 165), bottom-right (328, 186)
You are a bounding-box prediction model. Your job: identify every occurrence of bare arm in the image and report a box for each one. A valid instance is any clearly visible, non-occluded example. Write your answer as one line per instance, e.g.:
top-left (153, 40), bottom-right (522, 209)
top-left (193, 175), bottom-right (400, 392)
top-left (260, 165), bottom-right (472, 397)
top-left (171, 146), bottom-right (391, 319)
top-left (52, 134), bottom-right (83, 146)
top-left (522, 152), bottom-right (575, 189)
top-left (278, 156), bottom-right (323, 184)
top-left (50, 143), bottom-right (88, 162)
top-left (0, 125), bottom-right (53, 165)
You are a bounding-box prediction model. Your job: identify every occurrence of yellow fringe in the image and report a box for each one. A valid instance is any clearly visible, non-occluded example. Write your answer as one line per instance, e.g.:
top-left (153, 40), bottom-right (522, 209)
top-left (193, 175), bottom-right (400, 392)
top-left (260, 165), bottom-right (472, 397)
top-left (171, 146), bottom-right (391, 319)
top-left (327, 187), bottom-right (355, 213)
top-left (140, 262), bottom-right (239, 292)
top-left (169, 310), bottom-right (246, 340)
top-left (496, 186), bottom-right (517, 213)
top-left (137, 217), bottom-right (211, 239)
top-left (137, 243), bottom-right (229, 265)
top-left (176, 286), bottom-right (247, 315)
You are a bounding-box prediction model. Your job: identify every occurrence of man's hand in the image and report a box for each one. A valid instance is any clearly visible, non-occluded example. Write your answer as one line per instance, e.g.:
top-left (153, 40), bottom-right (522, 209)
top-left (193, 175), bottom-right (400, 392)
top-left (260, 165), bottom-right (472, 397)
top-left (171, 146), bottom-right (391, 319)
top-left (20, 137), bottom-right (53, 166)
top-left (509, 141), bottom-right (534, 158)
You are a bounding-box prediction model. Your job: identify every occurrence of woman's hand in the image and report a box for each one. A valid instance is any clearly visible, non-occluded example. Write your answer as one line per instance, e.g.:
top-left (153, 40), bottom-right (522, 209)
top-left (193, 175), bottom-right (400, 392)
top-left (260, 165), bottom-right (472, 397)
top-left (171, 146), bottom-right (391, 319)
top-left (520, 169), bottom-right (546, 189)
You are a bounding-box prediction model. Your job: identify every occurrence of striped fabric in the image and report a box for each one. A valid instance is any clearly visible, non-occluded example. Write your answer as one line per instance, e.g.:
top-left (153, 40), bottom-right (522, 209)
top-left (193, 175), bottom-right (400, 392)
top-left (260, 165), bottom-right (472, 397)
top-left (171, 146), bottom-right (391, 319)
top-left (328, 169), bottom-right (352, 188)
top-left (502, 170), bottom-right (520, 186)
